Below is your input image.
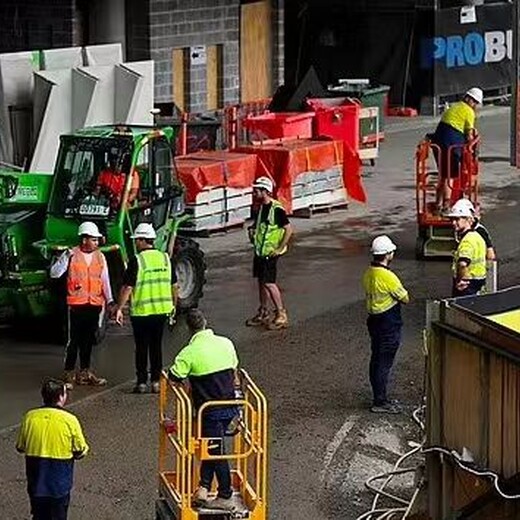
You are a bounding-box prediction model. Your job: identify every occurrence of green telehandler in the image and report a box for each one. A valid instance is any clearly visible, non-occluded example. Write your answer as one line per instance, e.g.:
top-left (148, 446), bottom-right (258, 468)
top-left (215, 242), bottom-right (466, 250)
top-left (0, 124), bottom-right (206, 340)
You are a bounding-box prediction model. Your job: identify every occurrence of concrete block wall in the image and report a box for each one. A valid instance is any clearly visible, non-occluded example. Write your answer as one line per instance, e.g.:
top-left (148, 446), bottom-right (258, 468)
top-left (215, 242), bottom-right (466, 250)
top-left (149, 0), bottom-right (241, 112)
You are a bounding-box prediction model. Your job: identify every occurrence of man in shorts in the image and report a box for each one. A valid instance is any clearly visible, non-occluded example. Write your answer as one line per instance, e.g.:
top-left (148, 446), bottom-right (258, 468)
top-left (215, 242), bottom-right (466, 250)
top-left (246, 177), bottom-right (293, 330)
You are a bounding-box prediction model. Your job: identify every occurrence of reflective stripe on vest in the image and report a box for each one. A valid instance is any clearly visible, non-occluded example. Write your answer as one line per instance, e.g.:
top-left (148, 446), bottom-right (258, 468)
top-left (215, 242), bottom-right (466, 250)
top-left (67, 247), bottom-right (104, 306)
top-left (253, 200), bottom-right (287, 257)
top-left (131, 249), bottom-right (173, 317)
top-left (452, 230), bottom-right (487, 280)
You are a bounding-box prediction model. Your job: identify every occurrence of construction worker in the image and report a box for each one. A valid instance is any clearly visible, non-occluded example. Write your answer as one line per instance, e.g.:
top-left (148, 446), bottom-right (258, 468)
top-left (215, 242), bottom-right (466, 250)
top-left (114, 223), bottom-right (176, 394)
top-left (95, 153), bottom-right (139, 209)
top-left (168, 309), bottom-right (239, 512)
top-left (16, 378), bottom-right (89, 520)
top-left (431, 87), bottom-right (482, 212)
top-left (246, 176), bottom-right (293, 330)
top-left (451, 198), bottom-right (496, 261)
top-left (446, 202), bottom-right (487, 297)
top-left (50, 222), bottom-right (113, 388)
top-left (362, 235), bottom-right (409, 414)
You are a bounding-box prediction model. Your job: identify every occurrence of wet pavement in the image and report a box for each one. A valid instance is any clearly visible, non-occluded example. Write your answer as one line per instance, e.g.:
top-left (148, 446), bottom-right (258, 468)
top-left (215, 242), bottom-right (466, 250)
top-left (1, 108), bottom-right (519, 519)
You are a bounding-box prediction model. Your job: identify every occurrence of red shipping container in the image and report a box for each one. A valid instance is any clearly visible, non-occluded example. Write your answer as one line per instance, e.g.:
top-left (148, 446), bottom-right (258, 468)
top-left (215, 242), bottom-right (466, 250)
top-left (243, 112), bottom-right (314, 140)
top-left (306, 98), bottom-right (360, 153)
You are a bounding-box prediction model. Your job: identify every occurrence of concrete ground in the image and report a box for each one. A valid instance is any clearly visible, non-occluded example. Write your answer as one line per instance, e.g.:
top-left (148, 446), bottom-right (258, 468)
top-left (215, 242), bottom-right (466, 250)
top-left (0, 107), bottom-right (519, 519)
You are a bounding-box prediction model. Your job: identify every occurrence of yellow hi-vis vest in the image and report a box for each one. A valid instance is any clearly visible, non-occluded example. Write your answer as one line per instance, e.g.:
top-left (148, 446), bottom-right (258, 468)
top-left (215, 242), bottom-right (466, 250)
top-left (452, 230), bottom-right (486, 280)
top-left (254, 200), bottom-right (287, 257)
top-left (131, 249), bottom-right (173, 317)
top-left (362, 265), bottom-right (409, 314)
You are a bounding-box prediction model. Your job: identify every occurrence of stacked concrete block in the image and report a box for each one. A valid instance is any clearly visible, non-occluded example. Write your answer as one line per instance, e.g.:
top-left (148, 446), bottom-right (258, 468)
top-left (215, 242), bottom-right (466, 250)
top-left (180, 186), bottom-right (252, 233)
top-left (291, 166), bottom-right (347, 212)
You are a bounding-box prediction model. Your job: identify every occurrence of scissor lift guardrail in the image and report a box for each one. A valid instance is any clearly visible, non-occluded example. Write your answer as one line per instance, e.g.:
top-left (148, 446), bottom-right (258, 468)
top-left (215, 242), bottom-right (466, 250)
top-left (156, 369), bottom-right (267, 520)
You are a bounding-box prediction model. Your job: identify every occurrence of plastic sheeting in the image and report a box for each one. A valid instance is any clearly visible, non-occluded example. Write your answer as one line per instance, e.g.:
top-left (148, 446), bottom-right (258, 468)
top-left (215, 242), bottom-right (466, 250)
top-left (175, 151), bottom-right (270, 204)
top-left (236, 139), bottom-right (366, 212)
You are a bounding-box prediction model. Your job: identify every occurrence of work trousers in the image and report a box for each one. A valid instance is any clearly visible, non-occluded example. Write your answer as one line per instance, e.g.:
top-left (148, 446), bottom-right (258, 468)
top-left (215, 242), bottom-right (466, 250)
top-left (30, 494), bottom-right (70, 520)
top-left (65, 305), bottom-right (101, 371)
top-left (130, 314), bottom-right (167, 384)
top-left (199, 415), bottom-right (233, 499)
top-left (367, 312), bottom-right (402, 407)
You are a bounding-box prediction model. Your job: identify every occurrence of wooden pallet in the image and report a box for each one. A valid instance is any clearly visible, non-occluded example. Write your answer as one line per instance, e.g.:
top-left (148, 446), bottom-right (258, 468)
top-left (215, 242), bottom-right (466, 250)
top-left (179, 220), bottom-right (246, 238)
top-left (292, 200), bottom-right (349, 218)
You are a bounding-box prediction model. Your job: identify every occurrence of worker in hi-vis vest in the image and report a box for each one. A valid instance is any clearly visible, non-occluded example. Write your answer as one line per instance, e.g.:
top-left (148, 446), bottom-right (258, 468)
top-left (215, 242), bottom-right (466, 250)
top-left (50, 221), bottom-right (114, 389)
top-left (362, 235), bottom-right (409, 415)
top-left (115, 223), bottom-right (177, 394)
top-left (446, 202), bottom-right (487, 297)
top-left (246, 176), bottom-right (293, 330)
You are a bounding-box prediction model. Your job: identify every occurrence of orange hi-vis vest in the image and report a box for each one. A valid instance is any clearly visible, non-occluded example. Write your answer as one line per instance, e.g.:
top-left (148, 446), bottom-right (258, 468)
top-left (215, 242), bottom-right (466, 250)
top-left (67, 247), bottom-right (105, 306)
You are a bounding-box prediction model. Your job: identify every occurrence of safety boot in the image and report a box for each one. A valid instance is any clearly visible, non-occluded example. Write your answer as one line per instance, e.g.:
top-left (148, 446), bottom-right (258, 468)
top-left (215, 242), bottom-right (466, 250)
top-left (76, 369), bottom-right (107, 386)
top-left (192, 486), bottom-right (209, 507)
top-left (62, 370), bottom-right (76, 390)
top-left (267, 308), bottom-right (288, 330)
top-left (245, 307), bottom-right (271, 327)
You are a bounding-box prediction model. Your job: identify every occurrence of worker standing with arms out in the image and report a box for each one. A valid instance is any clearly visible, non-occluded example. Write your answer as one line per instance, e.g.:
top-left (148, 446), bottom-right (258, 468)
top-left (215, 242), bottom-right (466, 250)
top-left (50, 222), bottom-right (113, 388)
top-left (362, 236), bottom-right (409, 414)
top-left (446, 202), bottom-right (487, 297)
top-left (169, 310), bottom-right (239, 512)
top-left (16, 378), bottom-right (89, 520)
top-left (246, 176), bottom-right (293, 330)
top-left (430, 87), bottom-right (482, 213)
top-left (115, 223), bottom-right (176, 394)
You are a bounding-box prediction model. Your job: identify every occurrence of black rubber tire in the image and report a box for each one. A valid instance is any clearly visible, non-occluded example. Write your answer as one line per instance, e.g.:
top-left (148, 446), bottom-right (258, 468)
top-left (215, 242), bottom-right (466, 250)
top-left (172, 237), bottom-right (207, 311)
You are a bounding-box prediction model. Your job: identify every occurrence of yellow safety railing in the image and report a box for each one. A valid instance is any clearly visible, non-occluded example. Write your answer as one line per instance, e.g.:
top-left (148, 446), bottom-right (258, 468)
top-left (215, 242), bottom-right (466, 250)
top-left (158, 369), bottom-right (268, 520)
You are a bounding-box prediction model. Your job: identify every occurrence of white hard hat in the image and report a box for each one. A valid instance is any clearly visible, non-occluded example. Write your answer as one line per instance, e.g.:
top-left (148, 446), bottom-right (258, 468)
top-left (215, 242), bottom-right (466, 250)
top-left (371, 235), bottom-right (397, 255)
top-left (131, 223), bottom-right (157, 239)
top-left (252, 176), bottom-right (274, 193)
top-left (78, 221), bottom-right (102, 238)
top-left (465, 87), bottom-right (483, 105)
top-left (446, 203), bottom-right (473, 218)
top-left (451, 198), bottom-right (475, 214)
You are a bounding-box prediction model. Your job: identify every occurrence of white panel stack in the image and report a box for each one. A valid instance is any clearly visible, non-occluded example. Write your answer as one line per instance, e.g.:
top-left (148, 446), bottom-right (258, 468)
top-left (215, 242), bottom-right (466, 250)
top-left (291, 166), bottom-right (347, 212)
top-left (180, 187), bottom-right (252, 234)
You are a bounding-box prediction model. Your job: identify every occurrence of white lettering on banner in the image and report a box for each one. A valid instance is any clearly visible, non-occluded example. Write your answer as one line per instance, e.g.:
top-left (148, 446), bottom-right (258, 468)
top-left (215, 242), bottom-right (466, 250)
top-left (485, 31), bottom-right (506, 63)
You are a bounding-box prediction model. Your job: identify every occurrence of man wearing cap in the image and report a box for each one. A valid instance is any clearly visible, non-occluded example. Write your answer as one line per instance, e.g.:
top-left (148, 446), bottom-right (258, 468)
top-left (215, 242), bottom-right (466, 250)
top-left (50, 222), bottom-right (114, 388)
top-left (362, 235), bottom-right (409, 414)
top-left (115, 223), bottom-right (177, 394)
top-left (447, 202), bottom-right (487, 297)
top-left (246, 176), bottom-right (293, 330)
top-left (430, 87), bottom-right (482, 213)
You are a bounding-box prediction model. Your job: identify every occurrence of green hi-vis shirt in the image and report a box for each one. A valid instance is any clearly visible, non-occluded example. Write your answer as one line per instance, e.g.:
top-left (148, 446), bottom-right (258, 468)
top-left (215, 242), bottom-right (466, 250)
top-left (452, 230), bottom-right (486, 280)
top-left (362, 264), bottom-right (409, 315)
top-left (441, 100), bottom-right (476, 135)
top-left (169, 329), bottom-right (238, 410)
top-left (131, 249), bottom-right (173, 317)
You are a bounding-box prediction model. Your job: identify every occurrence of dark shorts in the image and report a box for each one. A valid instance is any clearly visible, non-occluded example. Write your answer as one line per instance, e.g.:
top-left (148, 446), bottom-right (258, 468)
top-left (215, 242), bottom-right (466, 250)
top-left (253, 255), bottom-right (278, 284)
top-left (432, 122), bottom-right (466, 179)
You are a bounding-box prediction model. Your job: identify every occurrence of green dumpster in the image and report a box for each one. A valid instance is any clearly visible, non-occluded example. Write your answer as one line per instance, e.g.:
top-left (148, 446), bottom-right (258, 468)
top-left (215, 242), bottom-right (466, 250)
top-left (328, 81), bottom-right (390, 136)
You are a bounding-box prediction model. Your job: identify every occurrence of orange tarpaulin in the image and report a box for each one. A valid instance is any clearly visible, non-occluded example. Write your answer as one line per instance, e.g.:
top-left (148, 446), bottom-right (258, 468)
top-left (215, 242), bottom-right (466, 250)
top-left (175, 151), bottom-right (270, 203)
top-left (235, 139), bottom-right (366, 212)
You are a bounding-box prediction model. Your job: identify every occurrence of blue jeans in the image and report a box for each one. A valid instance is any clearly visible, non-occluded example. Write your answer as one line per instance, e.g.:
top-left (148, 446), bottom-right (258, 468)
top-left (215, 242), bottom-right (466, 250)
top-left (199, 415), bottom-right (233, 499)
top-left (367, 309), bottom-right (402, 406)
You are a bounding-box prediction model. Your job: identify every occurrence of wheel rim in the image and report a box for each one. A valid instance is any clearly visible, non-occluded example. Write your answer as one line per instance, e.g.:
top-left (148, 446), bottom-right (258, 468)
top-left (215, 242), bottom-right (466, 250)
top-left (176, 257), bottom-right (196, 301)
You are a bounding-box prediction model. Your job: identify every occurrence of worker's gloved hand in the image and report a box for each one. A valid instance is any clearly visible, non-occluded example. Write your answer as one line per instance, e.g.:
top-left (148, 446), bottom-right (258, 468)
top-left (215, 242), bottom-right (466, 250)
top-left (167, 309), bottom-right (176, 331)
top-left (247, 227), bottom-right (255, 244)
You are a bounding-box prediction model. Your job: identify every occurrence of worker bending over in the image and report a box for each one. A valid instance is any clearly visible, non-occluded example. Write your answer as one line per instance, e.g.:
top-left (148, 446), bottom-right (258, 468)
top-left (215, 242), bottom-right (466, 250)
top-left (362, 236), bottom-right (409, 415)
top-left (169, 310), bottom-right (240, 512)
top-left (447, 202), bottom-right (487, 297)
top-left (430, 87), bottom-right (482, 213)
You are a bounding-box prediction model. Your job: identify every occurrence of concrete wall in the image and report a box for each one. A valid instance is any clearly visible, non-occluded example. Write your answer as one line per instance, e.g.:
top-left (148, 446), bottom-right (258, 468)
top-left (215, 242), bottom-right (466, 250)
top-left (148, 0), bottom-right (241, 112)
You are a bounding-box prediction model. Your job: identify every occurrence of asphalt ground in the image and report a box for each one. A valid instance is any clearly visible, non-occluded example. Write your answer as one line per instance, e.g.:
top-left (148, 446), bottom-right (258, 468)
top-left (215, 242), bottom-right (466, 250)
top-left (1, 107), bottom-right (519, 519)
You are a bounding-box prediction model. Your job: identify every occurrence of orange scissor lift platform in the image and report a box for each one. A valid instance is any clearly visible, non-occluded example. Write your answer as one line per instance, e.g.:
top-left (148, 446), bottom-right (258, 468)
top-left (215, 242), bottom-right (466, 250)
top-left (415, 137), bottom-right (480, 259)
top-left (156, 370), bottom-right (268, 520)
